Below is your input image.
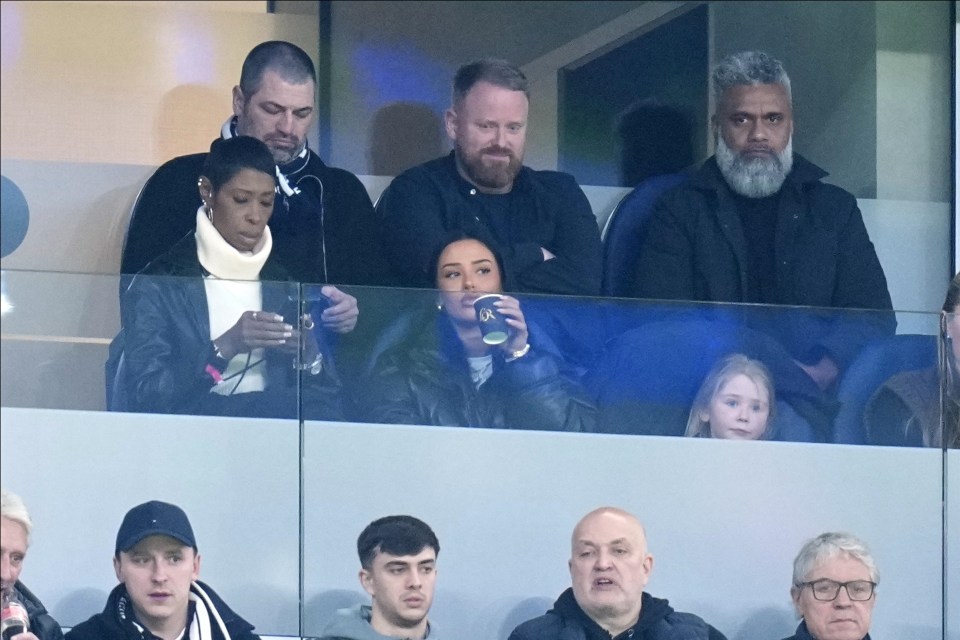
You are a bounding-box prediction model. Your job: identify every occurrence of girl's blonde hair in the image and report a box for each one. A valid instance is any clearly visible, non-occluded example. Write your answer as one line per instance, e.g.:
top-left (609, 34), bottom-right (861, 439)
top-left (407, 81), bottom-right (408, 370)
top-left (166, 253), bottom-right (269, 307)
top-left (685, 353), bottom-right (776, 439)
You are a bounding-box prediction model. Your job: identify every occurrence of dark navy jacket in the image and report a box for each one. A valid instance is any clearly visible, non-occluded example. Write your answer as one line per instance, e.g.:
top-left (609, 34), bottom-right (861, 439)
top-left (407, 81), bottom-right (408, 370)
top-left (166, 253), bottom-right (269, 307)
top-left (508, 588), bottom-right (725, 640)
top-left (122, 145), bottom-right (395, 288)
top-left (65, 581), bottom-right (258, 640)
top-left (780, 619), bottom-right (871, 640)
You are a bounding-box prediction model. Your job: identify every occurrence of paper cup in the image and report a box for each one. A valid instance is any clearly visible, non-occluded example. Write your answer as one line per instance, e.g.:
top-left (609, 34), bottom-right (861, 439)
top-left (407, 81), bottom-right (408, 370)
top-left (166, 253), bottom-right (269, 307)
top-left (473, 294), bottom-right (508, 345)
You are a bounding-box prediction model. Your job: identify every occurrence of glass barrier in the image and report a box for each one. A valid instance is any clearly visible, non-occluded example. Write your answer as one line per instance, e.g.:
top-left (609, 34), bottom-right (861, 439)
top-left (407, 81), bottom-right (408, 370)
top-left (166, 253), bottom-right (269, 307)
top-left (0, 269), bottom-right (953, 639)
top-left (5, 270), bottom-right (946, 447)
top-left (948, 448), bottom-right (959, 639)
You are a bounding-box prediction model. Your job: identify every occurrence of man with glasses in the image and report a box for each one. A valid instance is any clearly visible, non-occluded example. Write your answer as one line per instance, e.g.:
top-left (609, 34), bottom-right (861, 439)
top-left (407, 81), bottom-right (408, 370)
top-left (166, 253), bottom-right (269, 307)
top-left (784, 532), bottom-right (878, 640)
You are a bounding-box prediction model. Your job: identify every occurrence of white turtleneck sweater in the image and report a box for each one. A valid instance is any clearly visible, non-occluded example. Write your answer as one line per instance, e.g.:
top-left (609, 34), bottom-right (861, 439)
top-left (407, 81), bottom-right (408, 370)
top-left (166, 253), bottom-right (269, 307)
top-left (195, 207), bottom-right (272, 395)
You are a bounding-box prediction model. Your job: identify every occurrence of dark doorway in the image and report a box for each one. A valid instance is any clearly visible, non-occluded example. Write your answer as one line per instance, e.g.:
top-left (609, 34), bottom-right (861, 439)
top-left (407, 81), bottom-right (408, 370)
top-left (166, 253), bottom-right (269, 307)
top-left (558, 5), bottom-right (709, 187)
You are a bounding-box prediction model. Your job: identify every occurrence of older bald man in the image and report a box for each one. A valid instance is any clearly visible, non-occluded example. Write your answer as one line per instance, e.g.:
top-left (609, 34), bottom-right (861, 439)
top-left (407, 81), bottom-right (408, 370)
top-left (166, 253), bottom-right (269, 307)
top-left (508, 507), bottom-right (725, 640)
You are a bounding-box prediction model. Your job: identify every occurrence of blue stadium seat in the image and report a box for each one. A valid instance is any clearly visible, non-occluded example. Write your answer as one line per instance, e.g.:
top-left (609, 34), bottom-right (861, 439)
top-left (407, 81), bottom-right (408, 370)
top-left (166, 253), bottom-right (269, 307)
top-left (600, 173), bottom-right (687, 298)
top-left (833, 334), bottom-right (938, 444)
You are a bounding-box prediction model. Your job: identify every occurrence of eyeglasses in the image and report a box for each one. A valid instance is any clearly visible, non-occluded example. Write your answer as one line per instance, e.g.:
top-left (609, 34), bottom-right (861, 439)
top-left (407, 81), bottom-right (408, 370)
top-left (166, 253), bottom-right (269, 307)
top-left (797, 579), bottom-right (876, 602)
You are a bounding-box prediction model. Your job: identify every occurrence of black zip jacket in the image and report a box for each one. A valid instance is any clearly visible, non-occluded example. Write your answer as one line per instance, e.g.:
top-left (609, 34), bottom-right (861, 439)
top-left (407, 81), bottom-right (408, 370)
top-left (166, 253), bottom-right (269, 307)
top-left (633, 154), bottom-right (895, 370)
top-left (376, 152), bottom-right (602, 296)
top-left (121, 145), bottom-right (395, 288)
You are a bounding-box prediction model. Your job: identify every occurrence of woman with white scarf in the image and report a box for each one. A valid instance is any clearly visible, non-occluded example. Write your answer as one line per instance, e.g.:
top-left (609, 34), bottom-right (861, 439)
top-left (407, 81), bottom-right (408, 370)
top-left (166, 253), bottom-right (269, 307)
top-left (118, 136), bottom-right (342, 419)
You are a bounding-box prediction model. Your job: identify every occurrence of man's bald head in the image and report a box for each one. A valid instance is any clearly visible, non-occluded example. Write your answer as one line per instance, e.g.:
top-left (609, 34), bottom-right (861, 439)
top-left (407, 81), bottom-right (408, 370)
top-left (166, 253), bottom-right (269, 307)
top-left (568, 507), bottom-right (653, 636)
top-left (571, 507), bottom-right (647, 553)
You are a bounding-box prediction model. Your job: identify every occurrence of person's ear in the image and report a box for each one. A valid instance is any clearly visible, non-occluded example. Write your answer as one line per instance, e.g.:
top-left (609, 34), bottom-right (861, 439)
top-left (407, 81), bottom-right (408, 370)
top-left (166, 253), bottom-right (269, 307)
top-left (444, 108), bottom-right (458, 141)
top-left (359, 568), bottom-right (375, 597)
top-left (790, 586), bottom-right (804, 618)
top-left (232, 85), bottom-right (245, 118)
top-left (113, 555), bottom-right (122, 581)
top-left (198, 177), bottom-right (213, 206)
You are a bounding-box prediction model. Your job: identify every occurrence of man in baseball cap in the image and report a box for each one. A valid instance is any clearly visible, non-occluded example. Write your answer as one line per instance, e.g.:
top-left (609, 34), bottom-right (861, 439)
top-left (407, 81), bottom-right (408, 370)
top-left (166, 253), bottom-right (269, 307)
top-left (65, 500), bottom-right (260, 640)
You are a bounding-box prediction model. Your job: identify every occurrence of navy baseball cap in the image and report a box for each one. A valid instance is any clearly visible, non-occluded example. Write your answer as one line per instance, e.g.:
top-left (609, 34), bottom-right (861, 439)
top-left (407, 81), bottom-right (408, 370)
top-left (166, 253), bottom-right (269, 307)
top-left (115, 500), bottom-right (197, 554)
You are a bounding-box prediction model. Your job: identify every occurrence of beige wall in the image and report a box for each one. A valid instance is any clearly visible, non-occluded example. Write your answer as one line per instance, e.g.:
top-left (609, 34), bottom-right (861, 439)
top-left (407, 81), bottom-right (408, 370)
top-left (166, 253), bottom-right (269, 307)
top-left (0, 1), bottom-right (318, 166)
top-left (876, 1), bottom-right (951, 202)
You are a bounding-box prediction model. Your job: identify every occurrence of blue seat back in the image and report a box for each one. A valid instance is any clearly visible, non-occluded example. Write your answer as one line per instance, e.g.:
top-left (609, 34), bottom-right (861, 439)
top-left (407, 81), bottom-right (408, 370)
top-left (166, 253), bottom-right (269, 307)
top-left (833, 334), bottom-right (938, 444)
top-left (601, 173), bottom-right (687, 298)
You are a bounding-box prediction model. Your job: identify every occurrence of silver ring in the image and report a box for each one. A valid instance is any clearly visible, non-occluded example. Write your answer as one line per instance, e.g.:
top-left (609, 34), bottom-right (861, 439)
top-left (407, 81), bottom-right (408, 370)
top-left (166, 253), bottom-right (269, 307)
top-left (253, 311), bottom-right (259, 321)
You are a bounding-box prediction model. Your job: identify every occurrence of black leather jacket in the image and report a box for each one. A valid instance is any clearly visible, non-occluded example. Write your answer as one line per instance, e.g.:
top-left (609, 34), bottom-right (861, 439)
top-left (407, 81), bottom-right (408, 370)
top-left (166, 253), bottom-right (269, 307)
top-left (361, 308), bottom-right (596, 432)
top-left (116, 234), bottom-right (342, 419)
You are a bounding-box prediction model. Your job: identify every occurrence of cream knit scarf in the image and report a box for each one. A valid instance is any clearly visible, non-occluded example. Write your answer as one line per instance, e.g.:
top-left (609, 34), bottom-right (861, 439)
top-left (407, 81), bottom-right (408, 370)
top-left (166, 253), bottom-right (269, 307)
top-left (195, 207), bottom-right (271, 394)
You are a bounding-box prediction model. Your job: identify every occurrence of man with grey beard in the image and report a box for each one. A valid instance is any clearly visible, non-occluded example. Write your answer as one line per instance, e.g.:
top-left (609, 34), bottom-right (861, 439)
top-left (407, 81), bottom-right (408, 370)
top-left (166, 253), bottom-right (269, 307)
top-left (630, 51), bottom-right (893, 438)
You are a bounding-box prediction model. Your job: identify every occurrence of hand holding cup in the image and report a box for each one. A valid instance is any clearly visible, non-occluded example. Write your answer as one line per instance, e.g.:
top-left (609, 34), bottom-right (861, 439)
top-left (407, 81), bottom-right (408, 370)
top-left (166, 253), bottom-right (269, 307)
top-left (473, 294), bottom-right (528, 355)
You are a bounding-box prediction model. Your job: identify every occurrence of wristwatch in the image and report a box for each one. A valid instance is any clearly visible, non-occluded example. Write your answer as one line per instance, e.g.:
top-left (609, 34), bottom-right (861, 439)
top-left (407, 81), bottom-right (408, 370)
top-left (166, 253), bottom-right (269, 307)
top-left (297, 353), bottom-right (323, 375)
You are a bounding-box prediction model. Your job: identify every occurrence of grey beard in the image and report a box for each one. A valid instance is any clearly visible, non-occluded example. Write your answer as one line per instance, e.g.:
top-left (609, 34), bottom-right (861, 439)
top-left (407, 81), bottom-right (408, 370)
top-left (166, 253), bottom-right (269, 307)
top-left (715, 135), bottom-right (793, 198)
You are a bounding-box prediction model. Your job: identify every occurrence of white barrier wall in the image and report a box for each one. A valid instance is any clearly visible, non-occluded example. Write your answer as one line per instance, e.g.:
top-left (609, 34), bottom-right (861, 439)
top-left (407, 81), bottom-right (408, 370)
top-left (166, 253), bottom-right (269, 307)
top-left (0, 408), bottom-right (301, 636)
top-left (0, 407), bottom-right (947, 639)
top-left (302, 422), bottom-right (944, 640)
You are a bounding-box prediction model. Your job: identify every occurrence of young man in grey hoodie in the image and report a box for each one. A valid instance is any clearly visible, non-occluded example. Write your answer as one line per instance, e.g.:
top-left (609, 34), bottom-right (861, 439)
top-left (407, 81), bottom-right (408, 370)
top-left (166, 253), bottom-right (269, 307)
top-left (318, 516), bottom-right (440, 640)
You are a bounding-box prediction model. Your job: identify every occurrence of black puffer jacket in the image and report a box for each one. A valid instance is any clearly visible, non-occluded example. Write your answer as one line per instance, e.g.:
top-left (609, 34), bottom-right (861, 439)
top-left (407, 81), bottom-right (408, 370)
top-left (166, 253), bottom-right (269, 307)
top-left (116, 234), bottom-right (342, 419)
top-left (15, 581), bottom-right (64, 640)
top-left (361, 308), bottom-right (596, 432)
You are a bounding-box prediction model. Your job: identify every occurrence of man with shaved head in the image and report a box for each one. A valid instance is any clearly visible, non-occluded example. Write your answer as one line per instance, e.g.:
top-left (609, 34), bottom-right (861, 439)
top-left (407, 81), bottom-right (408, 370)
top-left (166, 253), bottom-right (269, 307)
top-left (508, 507), bottom-right (726, 640)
